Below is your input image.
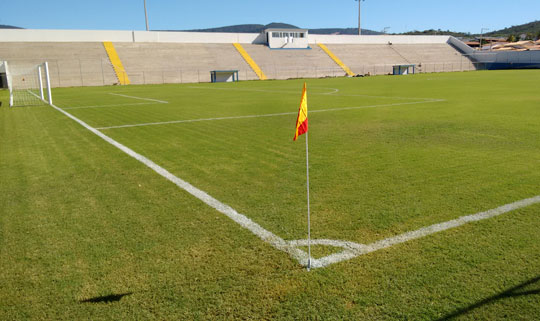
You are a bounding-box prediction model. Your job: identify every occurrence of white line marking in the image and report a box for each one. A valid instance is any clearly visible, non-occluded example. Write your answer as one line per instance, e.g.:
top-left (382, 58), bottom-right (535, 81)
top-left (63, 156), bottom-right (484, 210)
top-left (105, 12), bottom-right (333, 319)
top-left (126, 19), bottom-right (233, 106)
top-left (96, 111), bottom-right (297, 130)
top-left (290, 195), bottom-right (540, 268)
top-left (62, 102), bottom-right (156, 110)
top-left (96, 99), bottom-right (444, 130)
top-left (188, 85), bottom-right (438, 101)
top-left (109, 93), bottom-right (169, 104)
top-left (48, 102), bottom-right (310, 267)
top-left (49, 102), bottom-right (537, 270)
top-left (319, 87), bottom-right (340, 95)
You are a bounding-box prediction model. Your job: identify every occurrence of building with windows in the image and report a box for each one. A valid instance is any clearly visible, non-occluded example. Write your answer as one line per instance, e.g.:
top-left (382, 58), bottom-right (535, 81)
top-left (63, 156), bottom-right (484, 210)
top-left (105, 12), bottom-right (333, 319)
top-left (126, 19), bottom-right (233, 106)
top-left (265, 28), bottom-right (309, 49)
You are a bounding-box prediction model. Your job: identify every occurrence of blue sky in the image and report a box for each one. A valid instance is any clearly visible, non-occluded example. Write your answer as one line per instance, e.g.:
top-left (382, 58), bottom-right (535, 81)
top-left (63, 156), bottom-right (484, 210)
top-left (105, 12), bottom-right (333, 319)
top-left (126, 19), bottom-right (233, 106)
top-left (2, 0), bottom-right (539, 34)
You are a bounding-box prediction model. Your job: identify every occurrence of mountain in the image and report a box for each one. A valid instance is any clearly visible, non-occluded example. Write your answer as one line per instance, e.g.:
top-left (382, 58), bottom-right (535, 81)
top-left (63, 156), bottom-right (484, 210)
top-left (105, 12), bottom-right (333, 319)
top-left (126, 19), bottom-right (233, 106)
top-left (0, 24), bottom-right (22, 29)
top-left (309, 28), bottom-right (382, 35)
top-left (181, 22), bottom-right (381, 35)
top-left (485, 20), bottom-right (540, 37)
top-left (401, 21), bottom-right (540, 39)
top-left (182, 23), bottom-right (299, 33)
top-left (401, 29), bottom-right (471, 37)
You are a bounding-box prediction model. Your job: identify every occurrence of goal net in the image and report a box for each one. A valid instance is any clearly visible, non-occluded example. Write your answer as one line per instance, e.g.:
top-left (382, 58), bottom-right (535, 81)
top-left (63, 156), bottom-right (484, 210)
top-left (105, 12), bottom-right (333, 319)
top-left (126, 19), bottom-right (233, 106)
top-left (3, 61), bottom-right (53, 107)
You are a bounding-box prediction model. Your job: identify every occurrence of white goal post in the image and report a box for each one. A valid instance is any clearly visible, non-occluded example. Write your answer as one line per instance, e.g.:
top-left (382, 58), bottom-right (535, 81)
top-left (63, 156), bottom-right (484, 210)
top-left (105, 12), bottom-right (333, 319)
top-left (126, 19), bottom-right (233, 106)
top-left (2, 61), bottom-right (53, 107)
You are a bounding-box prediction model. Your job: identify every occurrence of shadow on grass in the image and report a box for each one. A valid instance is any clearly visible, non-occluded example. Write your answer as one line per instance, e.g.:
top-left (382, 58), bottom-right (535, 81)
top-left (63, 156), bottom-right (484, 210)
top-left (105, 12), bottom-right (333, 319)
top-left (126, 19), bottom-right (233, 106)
top-left (437, 276), bottom-right (540, 320)
top-left (80, 292), bottom-right (133, 304)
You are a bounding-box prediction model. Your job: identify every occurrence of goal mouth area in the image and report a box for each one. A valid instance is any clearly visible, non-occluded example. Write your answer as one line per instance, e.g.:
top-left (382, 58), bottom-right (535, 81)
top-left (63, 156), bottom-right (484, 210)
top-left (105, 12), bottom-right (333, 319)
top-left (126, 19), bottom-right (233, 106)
top-left (3, 61), bottom-right (53, 107)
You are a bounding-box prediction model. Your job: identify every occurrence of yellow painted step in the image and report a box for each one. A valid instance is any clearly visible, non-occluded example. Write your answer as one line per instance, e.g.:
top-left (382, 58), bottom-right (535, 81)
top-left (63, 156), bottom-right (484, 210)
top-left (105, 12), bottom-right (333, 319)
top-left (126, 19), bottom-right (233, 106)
top-left (233, 43), bottom-right (267, 80)
top-left (317, 43), bottom-right (355, 77)
top-left (103, 42), bottom-right (130, 85)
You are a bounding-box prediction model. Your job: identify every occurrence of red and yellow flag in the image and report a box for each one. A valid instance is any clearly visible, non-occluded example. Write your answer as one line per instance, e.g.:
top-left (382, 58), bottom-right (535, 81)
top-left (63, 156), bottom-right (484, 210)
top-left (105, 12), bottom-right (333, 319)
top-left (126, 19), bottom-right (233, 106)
top-left (293, 83), bottom-right (308, 141)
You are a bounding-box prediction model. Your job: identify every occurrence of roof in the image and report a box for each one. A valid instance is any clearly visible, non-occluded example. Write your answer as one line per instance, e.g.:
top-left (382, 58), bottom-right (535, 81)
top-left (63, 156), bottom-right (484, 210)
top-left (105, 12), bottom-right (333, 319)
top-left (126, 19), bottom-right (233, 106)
top-left (491, 40), bottom-right (540, 51)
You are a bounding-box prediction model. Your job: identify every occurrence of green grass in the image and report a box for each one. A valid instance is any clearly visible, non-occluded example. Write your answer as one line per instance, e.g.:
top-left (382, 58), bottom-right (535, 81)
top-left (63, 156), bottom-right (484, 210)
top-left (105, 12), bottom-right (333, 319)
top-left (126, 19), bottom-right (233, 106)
top-left (1, 70), bottom-right (539, 320)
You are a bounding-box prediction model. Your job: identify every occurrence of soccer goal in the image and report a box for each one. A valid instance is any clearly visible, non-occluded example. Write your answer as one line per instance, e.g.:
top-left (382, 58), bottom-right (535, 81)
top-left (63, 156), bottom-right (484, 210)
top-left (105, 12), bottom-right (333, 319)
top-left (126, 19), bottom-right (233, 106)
top-left (3, 61), bottom-right (53, 107)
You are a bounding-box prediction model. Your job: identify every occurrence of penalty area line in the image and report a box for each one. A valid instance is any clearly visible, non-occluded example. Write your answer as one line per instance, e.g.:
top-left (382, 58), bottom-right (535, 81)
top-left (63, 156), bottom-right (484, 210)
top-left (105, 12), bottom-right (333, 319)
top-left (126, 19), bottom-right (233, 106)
top-left (188, 85), bottom-right (440, 101)
top-left (108, 93), bottom-right (169, 104)
top-left (96, 99), bottom-right (445, 130)
top-left (62, 102), bottom-right (156, 110)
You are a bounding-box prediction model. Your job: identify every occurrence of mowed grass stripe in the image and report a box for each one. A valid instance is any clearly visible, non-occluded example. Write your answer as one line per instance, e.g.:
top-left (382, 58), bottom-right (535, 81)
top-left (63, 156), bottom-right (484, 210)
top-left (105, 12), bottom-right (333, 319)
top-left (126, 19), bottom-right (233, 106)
top-left (2, 72), bottom-right (540, 319)
top-left (103, 108), bottom-right (540, 243)
top-left (95, 99), bottom-right (442, 130)
top-left (50, 72), bottom-right (540, 244)
top-left (0, 96), bottom-right (301, 318)
top-left (55, 80), bottom-right (439, 129)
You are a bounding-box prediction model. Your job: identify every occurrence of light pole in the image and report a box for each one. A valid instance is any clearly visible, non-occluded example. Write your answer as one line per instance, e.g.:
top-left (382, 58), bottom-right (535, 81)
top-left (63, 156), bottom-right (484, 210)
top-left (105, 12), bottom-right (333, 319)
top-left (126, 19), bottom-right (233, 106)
top-left (144, 0), bottom-right (149, 31)
top-left (356, 0), bottom-right (365, 36)
top-left (479, 27), bottom-right (489, 51)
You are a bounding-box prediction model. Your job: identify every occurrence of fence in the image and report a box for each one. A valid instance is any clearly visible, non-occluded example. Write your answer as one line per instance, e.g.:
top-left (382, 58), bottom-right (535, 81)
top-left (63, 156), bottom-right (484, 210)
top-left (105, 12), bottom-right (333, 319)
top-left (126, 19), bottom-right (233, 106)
top-left (3, 54), bottom-right (494, 88)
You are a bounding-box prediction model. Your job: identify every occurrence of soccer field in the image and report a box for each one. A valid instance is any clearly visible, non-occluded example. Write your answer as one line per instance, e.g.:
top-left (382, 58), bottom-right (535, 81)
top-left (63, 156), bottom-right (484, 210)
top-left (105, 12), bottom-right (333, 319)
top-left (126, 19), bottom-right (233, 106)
top-left (1, 70), bottom-right (539, 319)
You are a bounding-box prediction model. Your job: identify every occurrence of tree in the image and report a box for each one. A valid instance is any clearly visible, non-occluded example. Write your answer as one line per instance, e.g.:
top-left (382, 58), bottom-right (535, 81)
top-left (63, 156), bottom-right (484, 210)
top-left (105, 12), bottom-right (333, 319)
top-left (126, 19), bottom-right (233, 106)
top-left (507, 34), bottom-right (516, 42)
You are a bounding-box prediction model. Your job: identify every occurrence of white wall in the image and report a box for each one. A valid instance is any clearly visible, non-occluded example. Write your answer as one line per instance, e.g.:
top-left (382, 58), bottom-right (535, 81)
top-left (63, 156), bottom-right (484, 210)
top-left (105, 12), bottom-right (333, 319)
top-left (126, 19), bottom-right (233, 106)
top-left (0, 29), bottom-right (266, 44)
top-left (447, 36), bottom-right (474, 54)
top-left (132, 31), bottom-right (265, 44)
top-left (0, 29), bottom-right (452, 45)
top-left (308, 34), bottom-right (450, 44)
top-left (0, 29), bottom-right (134, 42)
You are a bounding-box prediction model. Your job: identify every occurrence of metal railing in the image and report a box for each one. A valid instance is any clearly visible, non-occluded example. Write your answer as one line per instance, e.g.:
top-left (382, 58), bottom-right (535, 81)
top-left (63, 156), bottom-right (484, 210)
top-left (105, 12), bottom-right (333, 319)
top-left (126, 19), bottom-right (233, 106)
top-left (3, 55), bottom-right (504, 88)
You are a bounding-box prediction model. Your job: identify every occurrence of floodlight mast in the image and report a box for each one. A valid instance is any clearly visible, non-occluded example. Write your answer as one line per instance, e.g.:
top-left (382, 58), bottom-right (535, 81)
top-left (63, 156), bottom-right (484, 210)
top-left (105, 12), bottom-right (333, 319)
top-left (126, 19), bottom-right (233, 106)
top-left (144, 0), bottom-right (149, 31)
top-left (356, 0), bottom-right (365, 35)
top-left (480, 27), bottom-right (489, 50)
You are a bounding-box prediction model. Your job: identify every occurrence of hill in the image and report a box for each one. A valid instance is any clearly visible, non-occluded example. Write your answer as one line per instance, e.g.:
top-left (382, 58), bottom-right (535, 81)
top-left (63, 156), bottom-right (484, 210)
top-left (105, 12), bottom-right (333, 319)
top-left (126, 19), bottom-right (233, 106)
top-left (0, 24), bottom-right (22, 29)
top-left (485, 20), bottom-right (540, 37)
top-left (309, 27), bottom-right (382, 35)
top-left (401, 20), bottom-right (540, 38)
top-left (184, 22), bottom-right (298, 33)
top-left (182, 22), bottom-right (381, 35)
top-left (401, 29), bottom-right (471, 37)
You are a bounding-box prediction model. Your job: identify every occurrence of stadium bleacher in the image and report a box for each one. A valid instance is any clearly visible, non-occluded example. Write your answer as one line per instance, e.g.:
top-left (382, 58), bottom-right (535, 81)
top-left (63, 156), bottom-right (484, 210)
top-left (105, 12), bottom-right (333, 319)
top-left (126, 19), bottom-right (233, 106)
top-left (0, 30), bottom-right (477, 87)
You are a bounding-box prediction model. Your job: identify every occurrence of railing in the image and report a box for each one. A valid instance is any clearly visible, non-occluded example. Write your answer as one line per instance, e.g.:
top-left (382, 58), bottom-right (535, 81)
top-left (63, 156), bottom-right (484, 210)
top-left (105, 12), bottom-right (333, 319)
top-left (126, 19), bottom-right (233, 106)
top-left (4, 55), bottom-right (501, 88)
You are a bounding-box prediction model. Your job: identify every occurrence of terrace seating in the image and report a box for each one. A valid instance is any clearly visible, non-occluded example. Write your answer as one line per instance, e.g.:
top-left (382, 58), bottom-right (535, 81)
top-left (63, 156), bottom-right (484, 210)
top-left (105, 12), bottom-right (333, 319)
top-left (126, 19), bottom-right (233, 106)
top-left (0, 42), bottom-right (118, 87)
top-left (0, 40), bottom-right (472, 87)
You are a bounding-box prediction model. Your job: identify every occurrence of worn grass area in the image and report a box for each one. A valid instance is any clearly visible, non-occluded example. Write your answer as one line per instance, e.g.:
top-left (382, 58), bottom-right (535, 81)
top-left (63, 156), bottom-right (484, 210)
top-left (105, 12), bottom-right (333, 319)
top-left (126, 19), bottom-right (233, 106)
top-left (1, 70), bottom-right (539, 320)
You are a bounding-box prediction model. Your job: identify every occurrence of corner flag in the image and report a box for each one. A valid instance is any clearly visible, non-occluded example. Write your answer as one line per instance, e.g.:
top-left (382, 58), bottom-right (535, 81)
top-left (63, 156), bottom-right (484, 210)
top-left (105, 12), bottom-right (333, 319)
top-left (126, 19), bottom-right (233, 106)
top-left (293, 82), bottom-right (312, 270)
top-left (293, 83), bottom-right (308, 141)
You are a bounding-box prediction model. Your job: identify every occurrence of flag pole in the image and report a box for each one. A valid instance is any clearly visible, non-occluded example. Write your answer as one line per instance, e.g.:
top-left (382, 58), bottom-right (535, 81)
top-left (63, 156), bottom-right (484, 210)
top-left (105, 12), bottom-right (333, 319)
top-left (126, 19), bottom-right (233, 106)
top-left (305, 131), bottom-right (311, 271)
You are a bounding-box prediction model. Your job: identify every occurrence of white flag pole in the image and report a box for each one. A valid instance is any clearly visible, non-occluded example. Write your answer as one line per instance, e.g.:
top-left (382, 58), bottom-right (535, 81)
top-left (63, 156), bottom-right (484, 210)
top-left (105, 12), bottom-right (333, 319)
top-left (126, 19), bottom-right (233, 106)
top-left (305, 130), bottom-right (311, 271)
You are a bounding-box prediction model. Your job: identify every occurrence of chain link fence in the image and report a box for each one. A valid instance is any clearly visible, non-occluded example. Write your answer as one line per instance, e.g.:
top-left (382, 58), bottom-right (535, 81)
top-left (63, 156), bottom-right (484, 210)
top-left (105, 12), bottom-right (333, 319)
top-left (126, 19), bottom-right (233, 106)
top-left (4, 55), bottom-right (495, 88)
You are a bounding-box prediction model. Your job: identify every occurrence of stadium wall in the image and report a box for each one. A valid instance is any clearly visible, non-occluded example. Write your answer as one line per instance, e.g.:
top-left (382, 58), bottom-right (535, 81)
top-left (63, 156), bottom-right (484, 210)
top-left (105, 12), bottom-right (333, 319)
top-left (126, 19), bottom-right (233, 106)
top-left (0, 29), bottom-right (449, 45)
top-left (471, 51), bottom-right (540, 69)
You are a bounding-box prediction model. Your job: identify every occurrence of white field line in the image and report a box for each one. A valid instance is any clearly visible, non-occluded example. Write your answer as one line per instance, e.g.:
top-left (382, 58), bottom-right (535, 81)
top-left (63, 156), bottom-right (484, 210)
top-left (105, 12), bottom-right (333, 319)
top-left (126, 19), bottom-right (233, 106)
top-left (26, 89), bottom-right (49, 106)
top-left (108, 93), bottom-right (169, 104)
top-left (96, 99), bottom-right (444, 130)
top-left (289, 195), bottom-right (540, 269)
top-left (48, 102), bottom-right (310, 267)
top-left (322, 88), bottom-right (340, 95)
top-left (49, 100), bottom-right (540, 269)
top-left (62, 102), bottom-right (155, 110)
top-left (187, 85), bottom-right (439, 101)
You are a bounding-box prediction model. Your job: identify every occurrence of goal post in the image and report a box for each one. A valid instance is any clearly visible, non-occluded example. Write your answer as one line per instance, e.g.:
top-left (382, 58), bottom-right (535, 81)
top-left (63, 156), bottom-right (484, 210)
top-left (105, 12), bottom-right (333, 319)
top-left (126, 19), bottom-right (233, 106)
top-left (4, 61), bottom-right (53, 107)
